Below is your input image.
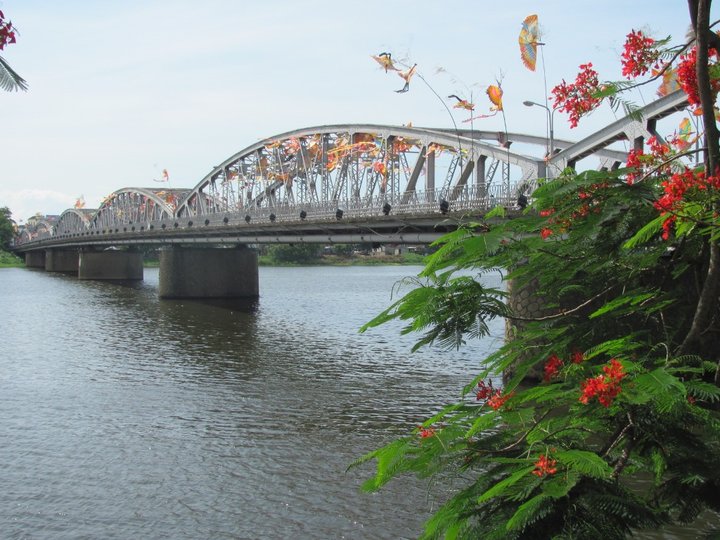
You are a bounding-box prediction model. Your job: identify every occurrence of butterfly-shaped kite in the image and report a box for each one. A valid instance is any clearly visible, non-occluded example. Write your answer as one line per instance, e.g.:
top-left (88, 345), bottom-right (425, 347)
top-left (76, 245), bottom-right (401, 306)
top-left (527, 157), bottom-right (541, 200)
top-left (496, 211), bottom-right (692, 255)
top-left (519, 14), bottom-right (542, 72)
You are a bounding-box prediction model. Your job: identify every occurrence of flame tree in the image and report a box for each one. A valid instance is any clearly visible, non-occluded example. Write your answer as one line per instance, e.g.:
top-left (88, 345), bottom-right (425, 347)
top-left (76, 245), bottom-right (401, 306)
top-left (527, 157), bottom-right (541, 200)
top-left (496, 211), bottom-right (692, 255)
top-left (355, 2), bottom-right (720, 538)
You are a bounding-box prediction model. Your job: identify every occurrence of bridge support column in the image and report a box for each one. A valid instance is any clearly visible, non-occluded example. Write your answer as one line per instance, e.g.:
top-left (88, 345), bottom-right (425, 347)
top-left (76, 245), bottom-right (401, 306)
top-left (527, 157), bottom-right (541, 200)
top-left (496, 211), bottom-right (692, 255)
top-left (78, 250), bottom-right (143, 280)
top-left (24, 250), bottom-right (46, 268)
top-left (45, 249), bottom-right (79, 274)
top-left (158, 245), bottom-right (258, 299)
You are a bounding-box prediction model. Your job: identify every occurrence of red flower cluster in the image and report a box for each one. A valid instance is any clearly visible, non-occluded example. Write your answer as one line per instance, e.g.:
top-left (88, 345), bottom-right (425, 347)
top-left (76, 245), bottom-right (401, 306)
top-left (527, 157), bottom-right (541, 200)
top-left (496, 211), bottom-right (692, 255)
top-left (532, 453), bottom-right (558, 477)
top-left (540, 227), bottom-right (553, 239)
top-left (487, 390), bottom-right (514, 411)
top-left (579, 359), bottom-right (626, 407)
top-left (654, 167), bottom-right (720, 239)
top-left (621, 30), bottom-right (661, 78)
top-left (476, 379), bottom-right (514, 410)
top-left (625, 136), bottom-right (673, 184)
top-left (551, 63), bottom-right (602, 128)
top-left (543, 354), bottom-right (564, 382)
top-left (677, 46), bottom-right (720, 111)
top-left (418, 426), bottom-right (436, 438)
top-left (571, 350), bottom-right (585, 364)
top-left (0, 11), bottom-right (17, 50)
top-left (475, 379), bottom-right (494, 400)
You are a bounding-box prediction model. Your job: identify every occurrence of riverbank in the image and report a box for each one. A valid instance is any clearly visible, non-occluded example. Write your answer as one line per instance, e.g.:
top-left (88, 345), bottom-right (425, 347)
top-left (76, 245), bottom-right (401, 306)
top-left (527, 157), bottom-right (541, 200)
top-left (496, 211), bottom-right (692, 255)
top-left (3, 250), bottom-right (426, 269)
top-left (0, 250), bottom-right (23, 268)
top-left (142, 252), bottom-right (426, 267)
top-left (258, 252), bottom-right (425, 266)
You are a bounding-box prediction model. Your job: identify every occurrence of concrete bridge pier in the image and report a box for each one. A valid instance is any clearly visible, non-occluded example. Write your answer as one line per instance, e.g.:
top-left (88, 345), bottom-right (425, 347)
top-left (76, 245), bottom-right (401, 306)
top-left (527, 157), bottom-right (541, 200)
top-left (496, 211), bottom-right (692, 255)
top-left (158, 245), bottom-right (259, 299)
top-left (45, 249), bottom-right (79, 274)
top-left (78, 249), bottom-right (143, 280)
top-left (24, 250), bottom-right (46, 268)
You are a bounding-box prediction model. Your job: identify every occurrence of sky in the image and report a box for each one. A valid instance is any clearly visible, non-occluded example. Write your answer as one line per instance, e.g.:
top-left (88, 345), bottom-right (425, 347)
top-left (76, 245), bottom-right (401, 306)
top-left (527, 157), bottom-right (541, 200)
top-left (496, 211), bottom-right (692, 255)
top-left (1, 0), bottom-right (716, 222)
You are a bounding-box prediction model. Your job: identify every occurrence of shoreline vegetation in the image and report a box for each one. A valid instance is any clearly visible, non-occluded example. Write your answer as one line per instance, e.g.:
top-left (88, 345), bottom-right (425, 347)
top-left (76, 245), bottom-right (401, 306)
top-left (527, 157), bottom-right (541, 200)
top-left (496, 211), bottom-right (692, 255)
top-left (0, 250), bottom-right (23, 267)
top-left (1, 247), bottom-right (427, 269)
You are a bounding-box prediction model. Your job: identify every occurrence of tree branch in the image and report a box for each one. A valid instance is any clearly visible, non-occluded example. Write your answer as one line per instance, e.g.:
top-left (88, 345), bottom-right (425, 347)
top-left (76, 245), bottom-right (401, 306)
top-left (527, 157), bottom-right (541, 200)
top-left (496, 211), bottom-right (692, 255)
top-left (680, 0), bottom-right (720, 357)
top-left (507, 287), bottom-right (613, 322)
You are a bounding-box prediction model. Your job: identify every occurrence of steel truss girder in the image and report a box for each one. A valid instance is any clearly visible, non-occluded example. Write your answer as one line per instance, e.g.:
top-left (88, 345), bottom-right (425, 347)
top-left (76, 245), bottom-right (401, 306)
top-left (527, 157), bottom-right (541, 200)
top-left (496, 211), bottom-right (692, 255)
top-left (54, 209), bottom-right (93, 236)
top-left (91, 187), bottom-right (184, 232)
top-left (549, 90), bottom-right (689, 169)
top-left (173, 124), bottom-right (544, 220)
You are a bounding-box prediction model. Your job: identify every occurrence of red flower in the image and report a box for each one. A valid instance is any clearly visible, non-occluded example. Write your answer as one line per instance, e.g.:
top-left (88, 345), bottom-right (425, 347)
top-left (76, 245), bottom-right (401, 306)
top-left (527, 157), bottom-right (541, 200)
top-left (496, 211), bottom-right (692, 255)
top-left (621, 30), bottom-right (661, 79)
top-left (418, 426), bottom-right (436, 438)
top-left (487, 390), bottom-right (514, 411)
top-left (540, 227), bottom-right (553, 239)
top-left (579, 358), bottom-right (626, 407)
top-left (677, 46), bottom-right (720, 111)
top-left (543, 354), bottom-right (564, 382)
top-left (653, 166), bottom-right (720, 240)
top-left (0, 10), bottom-right (17, 51)
top-left (475, 379), bottom-right (495, 401)
top-left (571, 350), bottom-right (585, 364)
top-left (603, 358), bottom-right (626, 382)
top-left (532, 454), bottom-right (558, 477)
top-left (539, 208), bottom-right (555, 217)
top-left (551, 63), bottom-right (602, 128)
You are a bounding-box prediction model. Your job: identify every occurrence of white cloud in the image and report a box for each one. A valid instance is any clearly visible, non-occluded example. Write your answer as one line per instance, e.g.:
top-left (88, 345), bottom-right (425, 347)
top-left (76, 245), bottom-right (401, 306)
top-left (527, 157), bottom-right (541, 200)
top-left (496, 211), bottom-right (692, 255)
top-left (0, 189), bottom-right (78, 222)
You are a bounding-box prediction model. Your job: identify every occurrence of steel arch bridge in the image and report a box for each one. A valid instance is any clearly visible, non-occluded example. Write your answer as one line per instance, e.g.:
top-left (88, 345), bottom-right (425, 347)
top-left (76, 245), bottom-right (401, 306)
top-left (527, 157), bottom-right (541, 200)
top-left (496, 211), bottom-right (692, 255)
top-left (13, 90), bottom-right (689, 250)
top-left (174, 123), bottom-right (544, 223)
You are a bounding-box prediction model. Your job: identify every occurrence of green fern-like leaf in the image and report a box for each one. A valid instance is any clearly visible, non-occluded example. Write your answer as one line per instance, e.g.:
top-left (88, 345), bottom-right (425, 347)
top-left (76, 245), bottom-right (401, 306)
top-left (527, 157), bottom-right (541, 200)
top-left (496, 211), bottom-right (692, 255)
top-left (554, 450), bottom-right (613, 478)
top-left (477, 466), bottom-right (536, 503)
top-left (505, 493), bottom-right (552, 532)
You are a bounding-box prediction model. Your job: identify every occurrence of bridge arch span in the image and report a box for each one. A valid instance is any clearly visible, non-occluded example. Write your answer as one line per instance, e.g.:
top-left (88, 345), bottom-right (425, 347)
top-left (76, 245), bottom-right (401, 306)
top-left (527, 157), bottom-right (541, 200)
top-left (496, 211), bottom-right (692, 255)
top-left (175, 124), bottom-right (544, 221)
top-left (88, 187), bottom-right (188, 234)
top-left (54, 208), bottom-right (95, 238)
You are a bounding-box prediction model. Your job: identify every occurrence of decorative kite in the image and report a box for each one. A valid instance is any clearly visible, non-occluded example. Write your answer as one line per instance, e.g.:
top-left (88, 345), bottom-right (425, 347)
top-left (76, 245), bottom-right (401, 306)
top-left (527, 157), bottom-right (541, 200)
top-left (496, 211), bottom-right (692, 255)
top-left (656, 67), bottom-right (680, 97)
top-left (463, 83), bottom-right (504, 122)
top-left (371, 52), bottom-right (399, 72)
top-left (153, 168), bottom-right (170, 183)
top-left (74, 195), bottom-right (85, 209)
top-left (487, 84), bottom-right (504, 112)
top-left (395, 64), bottom-right (417, 93)
top-left (519, 14), bottom-right (541, 72)
top-left (448, 94), bottom-right (475, 111)
top-left (675, 117), bottom-right (698, 150)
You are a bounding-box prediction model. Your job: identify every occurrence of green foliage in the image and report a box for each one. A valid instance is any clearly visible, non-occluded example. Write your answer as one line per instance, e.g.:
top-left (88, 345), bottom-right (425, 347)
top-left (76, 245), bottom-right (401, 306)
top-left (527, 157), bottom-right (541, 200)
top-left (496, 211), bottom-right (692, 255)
top-left (351, 14), bottom-right (720, 538)
top-left (0, 206), bottom-right (15, 250)
top-left (360, 272), bottom-right (508, 351)
top-left (353, 133), bottom-right (720, 537)
top-left (265, 243), bottom-right (321, 264)
top-left (0, 249), bottom-right (22, 267)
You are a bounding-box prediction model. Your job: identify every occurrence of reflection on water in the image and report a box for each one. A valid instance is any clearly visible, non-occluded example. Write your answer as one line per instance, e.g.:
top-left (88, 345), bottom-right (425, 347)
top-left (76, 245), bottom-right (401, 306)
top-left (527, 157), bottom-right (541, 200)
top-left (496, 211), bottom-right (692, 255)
top-left (1, 266), bottom-right (505, 539)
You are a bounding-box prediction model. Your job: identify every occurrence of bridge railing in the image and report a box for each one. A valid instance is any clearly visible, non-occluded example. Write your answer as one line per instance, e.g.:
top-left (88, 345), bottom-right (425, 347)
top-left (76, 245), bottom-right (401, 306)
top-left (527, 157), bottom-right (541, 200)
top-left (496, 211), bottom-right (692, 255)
top-left (14, 183), bottom-right (518, 246)
top-left (177, 183), bottom-right (516, 227)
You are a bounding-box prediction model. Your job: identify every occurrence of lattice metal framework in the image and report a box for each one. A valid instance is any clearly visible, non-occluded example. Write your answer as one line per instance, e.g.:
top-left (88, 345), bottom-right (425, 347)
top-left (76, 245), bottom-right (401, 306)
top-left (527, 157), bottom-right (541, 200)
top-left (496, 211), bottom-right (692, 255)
top-left (174, 125), bottom-right (542, 221)
top-left (54, 209), bottom-right (94, 236)
top-left (89, 188), bottom-right (187, 232)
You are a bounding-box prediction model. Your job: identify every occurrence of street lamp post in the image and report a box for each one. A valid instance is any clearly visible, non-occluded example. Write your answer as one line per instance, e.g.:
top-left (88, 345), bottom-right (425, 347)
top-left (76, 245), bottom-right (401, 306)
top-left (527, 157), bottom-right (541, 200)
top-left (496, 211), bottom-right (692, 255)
top-left (523, 100), bottom-right (555, 173)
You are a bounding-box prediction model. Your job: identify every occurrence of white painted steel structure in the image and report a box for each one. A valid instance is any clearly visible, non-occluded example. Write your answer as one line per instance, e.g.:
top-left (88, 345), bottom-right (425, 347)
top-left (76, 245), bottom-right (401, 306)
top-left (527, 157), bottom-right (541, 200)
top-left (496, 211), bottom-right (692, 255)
top-left (13, 90), bottom-right (690, 250)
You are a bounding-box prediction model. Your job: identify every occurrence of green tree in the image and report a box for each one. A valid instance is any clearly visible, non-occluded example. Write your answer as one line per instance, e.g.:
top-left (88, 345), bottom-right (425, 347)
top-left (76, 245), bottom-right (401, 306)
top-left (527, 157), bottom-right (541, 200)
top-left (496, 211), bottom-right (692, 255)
top-left (356, 3), bottom-right (720, 538)
top-left (0, 206), bottom-right (15, 250)
top-left (267, 243), bottom-right (321, 264)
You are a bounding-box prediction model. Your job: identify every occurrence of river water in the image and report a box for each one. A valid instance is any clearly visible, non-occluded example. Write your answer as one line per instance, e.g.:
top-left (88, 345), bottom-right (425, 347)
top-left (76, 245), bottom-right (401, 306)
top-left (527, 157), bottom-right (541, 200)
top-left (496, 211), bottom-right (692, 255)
top-left (1, 265), bottom-right (506, 539)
